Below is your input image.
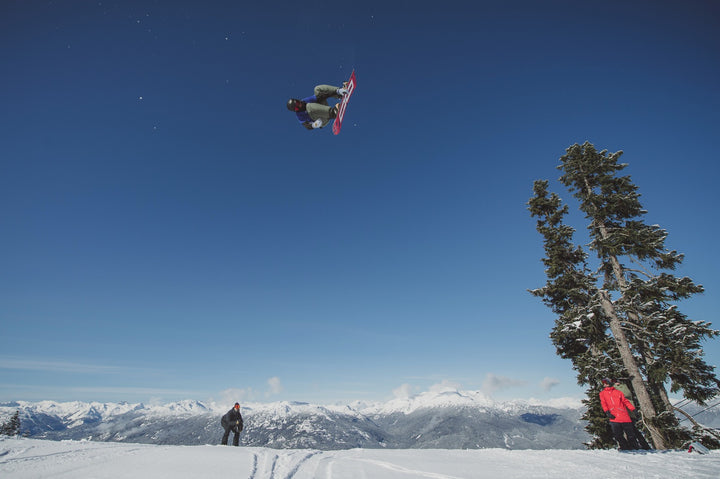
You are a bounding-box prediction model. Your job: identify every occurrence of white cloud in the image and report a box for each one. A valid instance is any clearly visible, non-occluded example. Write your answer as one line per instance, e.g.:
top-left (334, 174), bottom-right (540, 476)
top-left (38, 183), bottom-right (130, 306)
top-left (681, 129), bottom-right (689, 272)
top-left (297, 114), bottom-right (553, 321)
top-left (218, 387), bottom-right (256, 405)
top-left (540, 377), bottom-right (560, 391)
top-left (219, 377), bottom-right (283, 404)
top-left (0, 357), bottom-right (127, 374)
top-left (429, 380), bottom-right (462, 394)
top-left (266, 377), bottom-right (283, 397)
top-left (481, 374), bottom-right (526, 394)
top-left (392, 383), bottom-right (414, 399)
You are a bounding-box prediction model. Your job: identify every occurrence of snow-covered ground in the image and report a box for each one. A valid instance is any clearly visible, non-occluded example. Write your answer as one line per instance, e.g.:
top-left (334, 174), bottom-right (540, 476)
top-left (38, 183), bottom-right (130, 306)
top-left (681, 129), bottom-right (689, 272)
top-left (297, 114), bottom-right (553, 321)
top-left (1, 437), bottom-right (718, 479)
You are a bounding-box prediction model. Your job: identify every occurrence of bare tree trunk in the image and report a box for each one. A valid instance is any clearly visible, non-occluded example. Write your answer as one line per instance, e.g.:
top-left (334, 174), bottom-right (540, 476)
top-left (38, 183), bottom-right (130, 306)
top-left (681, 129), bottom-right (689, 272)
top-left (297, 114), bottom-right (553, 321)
top-left (582, 175), bottom-right (670, 449)
top-left (657, 384), bottom-right (673, 412)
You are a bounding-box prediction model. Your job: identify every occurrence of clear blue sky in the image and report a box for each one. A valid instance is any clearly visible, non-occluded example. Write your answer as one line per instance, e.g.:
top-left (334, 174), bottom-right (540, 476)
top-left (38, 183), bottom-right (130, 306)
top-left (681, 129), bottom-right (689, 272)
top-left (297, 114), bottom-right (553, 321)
top-left (1, 0), bottom-right (718, 405)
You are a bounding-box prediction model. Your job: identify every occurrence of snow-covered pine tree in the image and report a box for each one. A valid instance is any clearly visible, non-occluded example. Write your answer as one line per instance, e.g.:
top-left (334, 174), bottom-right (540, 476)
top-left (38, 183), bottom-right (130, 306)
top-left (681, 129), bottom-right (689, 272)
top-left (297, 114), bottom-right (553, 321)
top-left (528, 179), bottom-right (620, 447)
top-left (530, 142), bottom-right (720, 450)
top-left (1, 411), bottom-right (20, 436)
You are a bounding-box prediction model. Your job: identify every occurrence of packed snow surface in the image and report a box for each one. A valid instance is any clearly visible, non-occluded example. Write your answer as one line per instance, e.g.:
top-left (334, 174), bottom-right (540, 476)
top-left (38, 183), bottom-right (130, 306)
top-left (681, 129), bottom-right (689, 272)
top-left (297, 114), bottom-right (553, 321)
top-left (2, 438), bottom-right (719, 479)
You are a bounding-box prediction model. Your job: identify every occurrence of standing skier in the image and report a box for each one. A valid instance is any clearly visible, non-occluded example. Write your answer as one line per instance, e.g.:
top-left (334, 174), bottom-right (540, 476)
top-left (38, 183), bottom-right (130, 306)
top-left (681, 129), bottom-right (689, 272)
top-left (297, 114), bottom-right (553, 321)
top-left (599, 378), bottom-right (640, 450)
top-left (287, 83), bottom-right (348, 130)
top-left (613, 379), bottom-right (651, 449)
top-left (221, 402), bottom-right (244, 446)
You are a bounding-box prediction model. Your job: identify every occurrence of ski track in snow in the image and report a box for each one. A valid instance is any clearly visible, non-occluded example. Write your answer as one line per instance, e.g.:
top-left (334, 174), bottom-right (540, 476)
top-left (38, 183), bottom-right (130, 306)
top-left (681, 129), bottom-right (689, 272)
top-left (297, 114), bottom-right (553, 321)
top-left (249, 451), bottom-right (258, 478)
top-left (348, 457), bottom-right (463, 479)
top-left (247, 449), bottom-right (320, 479)
top-left (2, 438), bottom-right (720, 479)
top-left (284, 451), bottom-right (321, 479)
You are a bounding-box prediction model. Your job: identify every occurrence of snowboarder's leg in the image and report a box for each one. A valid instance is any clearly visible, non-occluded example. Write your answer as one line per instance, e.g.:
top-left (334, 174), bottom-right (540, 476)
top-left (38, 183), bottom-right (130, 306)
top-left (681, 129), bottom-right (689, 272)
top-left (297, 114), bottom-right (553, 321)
top-left (221, 426), bottom-right (230, 445)
top-left (609, 422), bottom-right (630, 450)
top-left (233, 428), bottom-right (240, 446)
top-left (621, 422), bottom-right (640, 450)
top-left (313, 84), bottom-right (341, 102)
top-left (305, 103), bottom-right (333, 127)
top-left (634, 424), bottom-right (652, 449)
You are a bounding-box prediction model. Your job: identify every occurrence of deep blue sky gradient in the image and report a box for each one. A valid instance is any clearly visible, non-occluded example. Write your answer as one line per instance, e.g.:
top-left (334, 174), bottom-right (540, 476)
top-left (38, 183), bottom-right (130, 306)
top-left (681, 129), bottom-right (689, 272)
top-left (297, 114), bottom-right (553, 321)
top-left (1, 0), bottom-right (719, 404)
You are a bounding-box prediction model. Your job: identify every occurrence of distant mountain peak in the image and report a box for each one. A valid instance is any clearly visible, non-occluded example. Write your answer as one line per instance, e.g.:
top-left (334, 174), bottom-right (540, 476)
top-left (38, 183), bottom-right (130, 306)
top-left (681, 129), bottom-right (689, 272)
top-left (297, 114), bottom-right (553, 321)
top-left (0, 392), bottom-right (602, 450)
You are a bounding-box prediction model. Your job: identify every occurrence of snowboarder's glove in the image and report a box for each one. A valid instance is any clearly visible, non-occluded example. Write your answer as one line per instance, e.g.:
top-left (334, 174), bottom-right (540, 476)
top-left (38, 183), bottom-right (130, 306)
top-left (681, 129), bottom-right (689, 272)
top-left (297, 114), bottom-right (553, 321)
top-left (311, 119), bottom-right (323, 129)
top-left (336, 87), bottom-right (349, 96)
top-left (605, 412), bottom-right (615, 420)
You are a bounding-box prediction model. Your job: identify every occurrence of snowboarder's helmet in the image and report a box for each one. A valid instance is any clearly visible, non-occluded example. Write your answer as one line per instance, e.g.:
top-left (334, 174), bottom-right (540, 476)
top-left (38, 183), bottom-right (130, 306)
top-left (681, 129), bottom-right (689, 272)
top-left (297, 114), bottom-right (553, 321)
top-left (601, 378), bottom-right (612, 386)
top-left (287, 99), bottom-right (304, 112)
top-left (234, 402), bottom-right (240, 408)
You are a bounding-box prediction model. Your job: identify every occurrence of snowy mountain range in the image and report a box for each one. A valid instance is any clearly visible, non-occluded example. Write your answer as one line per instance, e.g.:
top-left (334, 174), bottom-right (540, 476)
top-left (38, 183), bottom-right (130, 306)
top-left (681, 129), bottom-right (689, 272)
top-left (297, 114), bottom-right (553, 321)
top-left (2, 389), bottom-right (717, 450)
top-left (2, 389), bottom-right (589, 449)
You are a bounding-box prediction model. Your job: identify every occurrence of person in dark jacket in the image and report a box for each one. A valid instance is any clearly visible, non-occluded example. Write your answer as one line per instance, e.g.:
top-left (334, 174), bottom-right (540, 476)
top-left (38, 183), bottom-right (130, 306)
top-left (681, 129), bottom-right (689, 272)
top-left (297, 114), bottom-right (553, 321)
top-left (221, 402), bottom-right (244, 446)
top-left (599, 378), bottom-right (640, 450)
top-left (287, 83), bottom-right (348, 130)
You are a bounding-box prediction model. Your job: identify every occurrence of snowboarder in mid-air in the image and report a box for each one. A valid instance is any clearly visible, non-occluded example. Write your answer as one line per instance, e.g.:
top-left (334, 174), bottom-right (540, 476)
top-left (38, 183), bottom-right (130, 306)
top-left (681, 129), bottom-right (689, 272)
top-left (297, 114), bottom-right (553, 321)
top-left (287, 82), bottom-right (349, 130)
top-left (220, 402), bottom-right (244, 446)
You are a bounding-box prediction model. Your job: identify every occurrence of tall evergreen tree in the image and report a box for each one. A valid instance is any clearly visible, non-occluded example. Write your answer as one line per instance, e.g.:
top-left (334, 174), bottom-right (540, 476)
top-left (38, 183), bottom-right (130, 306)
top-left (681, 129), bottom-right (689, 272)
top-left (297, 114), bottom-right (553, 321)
top-left (529, 142), bottom-right (719, 449)
top-left (529, 179), bottom-right (621, 447)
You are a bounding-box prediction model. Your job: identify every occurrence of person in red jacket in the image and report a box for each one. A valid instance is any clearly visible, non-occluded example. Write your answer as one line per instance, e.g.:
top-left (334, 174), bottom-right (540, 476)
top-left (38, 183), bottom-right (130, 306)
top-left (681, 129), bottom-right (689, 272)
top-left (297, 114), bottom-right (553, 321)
top-left (599, 378), bottom-right (640, 450)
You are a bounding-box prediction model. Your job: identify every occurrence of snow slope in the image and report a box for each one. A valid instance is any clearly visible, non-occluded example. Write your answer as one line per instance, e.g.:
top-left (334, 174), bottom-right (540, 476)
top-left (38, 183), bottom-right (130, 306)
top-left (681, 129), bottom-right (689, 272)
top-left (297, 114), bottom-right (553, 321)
top-left (1, 437), bottom-right (719, 479)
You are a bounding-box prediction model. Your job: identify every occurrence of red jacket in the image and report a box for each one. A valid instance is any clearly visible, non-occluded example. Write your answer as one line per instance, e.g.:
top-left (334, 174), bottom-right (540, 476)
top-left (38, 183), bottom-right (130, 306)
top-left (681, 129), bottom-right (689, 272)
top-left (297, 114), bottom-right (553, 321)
top-left (599, 386), bottom-right (635, 423)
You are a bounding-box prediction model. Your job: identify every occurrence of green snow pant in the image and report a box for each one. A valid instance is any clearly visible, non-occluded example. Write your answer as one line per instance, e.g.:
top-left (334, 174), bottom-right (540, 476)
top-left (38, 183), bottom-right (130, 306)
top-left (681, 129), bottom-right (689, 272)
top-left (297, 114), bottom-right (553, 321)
top-left (305, 84), bottom-right (342, 128)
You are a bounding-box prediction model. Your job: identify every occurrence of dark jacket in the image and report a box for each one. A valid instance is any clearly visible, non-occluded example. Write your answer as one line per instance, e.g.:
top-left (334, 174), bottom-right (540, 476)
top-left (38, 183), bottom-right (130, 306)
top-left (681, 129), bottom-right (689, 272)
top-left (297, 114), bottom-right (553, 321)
top-left (294, 97), bottom-right (314, 124)
top-left (221, 408), bottom-right (244, 431)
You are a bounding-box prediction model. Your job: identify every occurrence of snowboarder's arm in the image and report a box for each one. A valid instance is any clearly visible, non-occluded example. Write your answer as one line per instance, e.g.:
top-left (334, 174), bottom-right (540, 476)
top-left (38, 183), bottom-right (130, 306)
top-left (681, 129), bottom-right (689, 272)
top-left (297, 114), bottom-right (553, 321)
top-left (621, 394), bottom-right (635, 411)
top-left (296, 110), bottom-right (312, 124)
top-left (599, 390), bottom-right (610, 412)
top-left (302, 120), bottom-right (323, 130)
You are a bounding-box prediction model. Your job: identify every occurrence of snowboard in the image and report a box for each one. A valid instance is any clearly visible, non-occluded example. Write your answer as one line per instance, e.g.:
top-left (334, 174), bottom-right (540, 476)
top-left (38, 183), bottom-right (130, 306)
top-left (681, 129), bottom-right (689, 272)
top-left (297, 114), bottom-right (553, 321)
top-left (332, 70), bottom-right (356, 135)
top-left (688, 441), bottom-right (710, 454)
